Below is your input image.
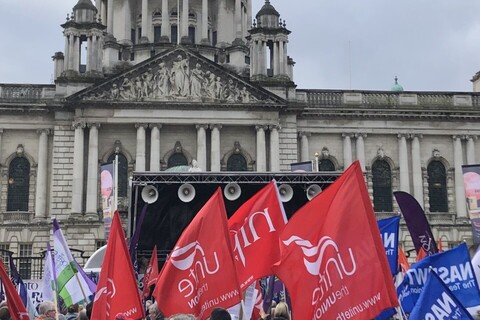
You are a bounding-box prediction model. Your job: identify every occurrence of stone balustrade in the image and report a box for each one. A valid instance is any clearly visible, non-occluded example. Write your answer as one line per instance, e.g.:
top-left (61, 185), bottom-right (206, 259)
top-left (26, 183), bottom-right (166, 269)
top-left (0, 84), bottom-right (56, 102)
top-left (300, 89), bottom-right (480, 109)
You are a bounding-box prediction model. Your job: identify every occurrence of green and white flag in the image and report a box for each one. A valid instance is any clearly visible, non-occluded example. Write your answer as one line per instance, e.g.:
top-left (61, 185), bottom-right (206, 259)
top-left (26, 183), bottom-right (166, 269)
top-left (53, 219), bottom-right (94, 307)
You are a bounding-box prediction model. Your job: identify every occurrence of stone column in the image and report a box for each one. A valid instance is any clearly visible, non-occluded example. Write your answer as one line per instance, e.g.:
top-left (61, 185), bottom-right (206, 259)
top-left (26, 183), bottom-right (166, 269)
top-left (256, 125), bottom-right (267, 172)
top-left (86, 36), bottom-right (92, 72)
top-left (453, 135), bottom-right (467, 218)
top-left (86, 123), bottom-right (100, 219)
top-left (71, 122), bottom-right (85, 217)
top-left (141, 0), bottom-right (149, 41)
top-left (201, 0), bottom-right (209, 43)
top-left (181, 0), bottom-right (189, 42)
top-left (252, 40), bottom-right (259, 75)
top-left (0, 130), bottom-right (3, 161)
top-left (34, 129), bottom-right (49, 220)
top-left (64, 34), bottom-right (71, 71)
top-left (342, 133), bottom-right (353, 169)
top-left (411, 134), bottom-right (424, 208)
top-left (269, 125), bottom-right (280, 172)
top-left (135, 123), bottom-right (147, 171)
top-left (466, 135), bottom-right (477, 165)
top-left (279, 41), bottom-right (285, 75)
top-left (196, 124), bottom-right (208, 172)
top-left (161, 0), bottom-right (170, 41)
top-left (262, 41), bottom-right (267, 76)
top-left (91, 34), bottom-right (98, 71)
top-left (107, 0), bottom-right (114, 34)
top-left (273, 42), bottom-right (279, 76)
top-left (96, 0), bottom-right (102, 20)
top-left (355, 133), bottom-right (366, 171)
top-left (68, 35), bottom-right (74, 71)
top-left (299, 132), bottom-right (310, 162)
top-left (210, 124), bottom-right (222, 172)
top-left (101, 0), bottom-right (107, 24)
top-left (150, 124), bottom-right (161, 171)
top-left (73, 35), bottom-right (80, 72)
top-left (235, 0), bottom-right (242, 40)
top-left (398, 133), bottom-right (409, 192)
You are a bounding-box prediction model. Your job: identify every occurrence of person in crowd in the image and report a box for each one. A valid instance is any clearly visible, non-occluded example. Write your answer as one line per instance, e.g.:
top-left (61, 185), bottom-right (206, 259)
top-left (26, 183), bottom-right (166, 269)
top-left (77, 310), bottom-right (88, 320)
top-left (148, 303), bottom-right (165, 320)
top-left (167, 314), bottom-right (195, 320)
top-left (36, 301), bottom-right (57, 320)
top-left (85, 301), bottom-right (93, 319)
top-left (0, 305), bottom-right (11, 320)
top-left (210, 308), bottom-right (231, 320)
top-left (65, 303), bottom-right (79, 320)
top-left (272, 302), bottom-right (290, 320)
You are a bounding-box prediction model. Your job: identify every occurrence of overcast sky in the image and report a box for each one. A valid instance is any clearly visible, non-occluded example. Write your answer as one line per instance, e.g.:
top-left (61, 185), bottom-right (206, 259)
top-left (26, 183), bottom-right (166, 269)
top-left (1, 0), bottom-right (480, 92)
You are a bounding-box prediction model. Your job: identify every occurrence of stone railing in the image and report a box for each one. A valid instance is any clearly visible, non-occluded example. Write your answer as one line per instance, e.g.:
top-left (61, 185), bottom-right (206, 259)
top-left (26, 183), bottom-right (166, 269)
top-left (2, 211), bottom-right (33, 224)
top-left (0, 84), bottom-right (56, 102)
top-left (299, 89), bottom-right (479, 109)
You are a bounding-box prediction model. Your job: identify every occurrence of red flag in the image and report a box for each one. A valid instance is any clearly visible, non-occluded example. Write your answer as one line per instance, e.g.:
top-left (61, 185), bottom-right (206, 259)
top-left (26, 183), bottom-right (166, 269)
top-left (398, 247), bottom-right (410, 273)
top-left (143, 245), bottom-right (159, 297)
top-left (0, 259), bottom-right (28, 320)
top-left (415, 247), bottom-right (427, 262)
top-left (91, 211), bottom-right (145, 320)
top-left (153, 188), bottom-right (241, 319)
top-left (228, 181), bottom-right (287, 289)
top-left (273, 161), bottom-right (398, 320)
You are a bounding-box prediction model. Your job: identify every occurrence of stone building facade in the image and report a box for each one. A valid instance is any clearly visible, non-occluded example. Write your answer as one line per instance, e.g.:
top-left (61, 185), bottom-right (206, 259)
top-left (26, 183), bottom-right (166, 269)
top-left (0, 0), bottom-right (479, 266)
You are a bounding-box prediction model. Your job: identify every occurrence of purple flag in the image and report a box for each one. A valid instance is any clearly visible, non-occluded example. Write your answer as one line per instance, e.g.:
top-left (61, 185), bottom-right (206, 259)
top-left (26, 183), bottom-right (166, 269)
top-left (394, 191), bottom-right (438, 255)
top-left (129, 203), bottom-right (148, 266)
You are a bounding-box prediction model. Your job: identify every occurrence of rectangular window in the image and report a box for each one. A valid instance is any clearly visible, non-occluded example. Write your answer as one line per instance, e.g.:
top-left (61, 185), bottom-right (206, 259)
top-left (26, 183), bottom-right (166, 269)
top-left (96, 240), bottom-right (107, 250)
top-left (154, 26), bottom-right (162, 43)
top-left (171, 25), bottom-right (178, 44)
top-left (212, 31), bottom-right (217, 47)
top-left (131, 29), bottom-right (136, 44)
top-left (188, 26), bottom-right (196, 44)
top-left (138, 27), bottom-right (142, 41)
top-left (0, 244), bottom-right (10, 273)
top-left (19, 244), bottom-right (32, 279)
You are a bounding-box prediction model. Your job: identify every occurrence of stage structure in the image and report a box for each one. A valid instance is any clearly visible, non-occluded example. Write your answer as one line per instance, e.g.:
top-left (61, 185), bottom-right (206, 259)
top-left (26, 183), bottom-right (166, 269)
top-left (129, 171), bottom-right (339, 266)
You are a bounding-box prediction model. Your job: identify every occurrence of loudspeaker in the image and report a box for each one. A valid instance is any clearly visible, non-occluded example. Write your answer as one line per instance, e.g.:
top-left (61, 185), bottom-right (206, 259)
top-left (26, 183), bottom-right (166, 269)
top-left (178, 183), bottom-right (196, 203)
top-left (278, 184), bottom-right (293, 202)
top-left (224, 183), bottom-right (241, 201)
top-left (306, 184), bottom-right (322, 200)
top-left (141, 185), bottom-right (159, 204)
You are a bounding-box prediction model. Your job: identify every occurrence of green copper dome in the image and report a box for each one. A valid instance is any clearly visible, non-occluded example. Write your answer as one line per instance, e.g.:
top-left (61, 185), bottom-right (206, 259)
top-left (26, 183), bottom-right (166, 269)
top-left (391, 76), bottom-right (404, 92)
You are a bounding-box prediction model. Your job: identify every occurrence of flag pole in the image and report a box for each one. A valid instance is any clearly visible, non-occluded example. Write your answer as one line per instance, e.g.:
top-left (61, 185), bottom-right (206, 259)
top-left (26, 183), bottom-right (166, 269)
top-left (74, 272), bottom-right (88, 303)
top-left (49, 243), bottom-right (60, 320)
top-left (114, 155), bottom-right (118, 213)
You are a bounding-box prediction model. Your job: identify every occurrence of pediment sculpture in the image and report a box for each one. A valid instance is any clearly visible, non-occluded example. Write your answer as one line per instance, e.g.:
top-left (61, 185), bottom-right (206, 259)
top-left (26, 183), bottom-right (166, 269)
top-left (83, 52), bottom-right (263, 103)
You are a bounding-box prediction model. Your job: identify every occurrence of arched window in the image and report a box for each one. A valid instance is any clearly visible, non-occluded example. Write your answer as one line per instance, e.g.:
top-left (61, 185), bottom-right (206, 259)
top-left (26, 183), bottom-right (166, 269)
top-left (7, 157), bottom-right (30, 211)
top-left (428, 160), bottom-right (448, 212)
top-left (318, 159), bottom-right (335, 171)
top-left (168, 153), bottom-right (188, 168)
top-left (372, 159), bottom-right (393, 212)
top-left (107, 153), bottom-right (128, 198)
top-left (227, 154), bottom-right (247, 171)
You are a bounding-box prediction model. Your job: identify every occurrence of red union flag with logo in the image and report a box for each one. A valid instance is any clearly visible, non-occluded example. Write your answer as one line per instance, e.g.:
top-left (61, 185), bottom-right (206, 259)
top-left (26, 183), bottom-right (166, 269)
top-left (153, 188), bottom-right (241, 319)
top-left (273, 161), bottom-right (397, 320)
top-left (228, 180), bottom-right (287, 289)
top-left (91, 211), bottom-right (145, 320)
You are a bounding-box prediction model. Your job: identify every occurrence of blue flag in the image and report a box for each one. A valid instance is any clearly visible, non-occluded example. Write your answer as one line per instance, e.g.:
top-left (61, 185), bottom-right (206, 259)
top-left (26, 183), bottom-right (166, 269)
top-left (402, 243), bottom-right (480, 313)
top-left (410, 270), bottom-right (474, 319)
top-left (378, 216), bottom-right (400, 276)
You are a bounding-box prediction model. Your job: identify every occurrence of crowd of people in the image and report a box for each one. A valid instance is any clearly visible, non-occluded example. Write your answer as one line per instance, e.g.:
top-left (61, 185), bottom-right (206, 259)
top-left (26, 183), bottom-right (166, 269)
top-left (0, 298), bottom-right (292, 320)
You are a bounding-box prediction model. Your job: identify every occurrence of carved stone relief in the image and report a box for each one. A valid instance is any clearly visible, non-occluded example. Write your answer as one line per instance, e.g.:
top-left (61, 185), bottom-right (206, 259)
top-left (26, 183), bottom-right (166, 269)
top-left (83, 52), bottom-right (264, 103)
